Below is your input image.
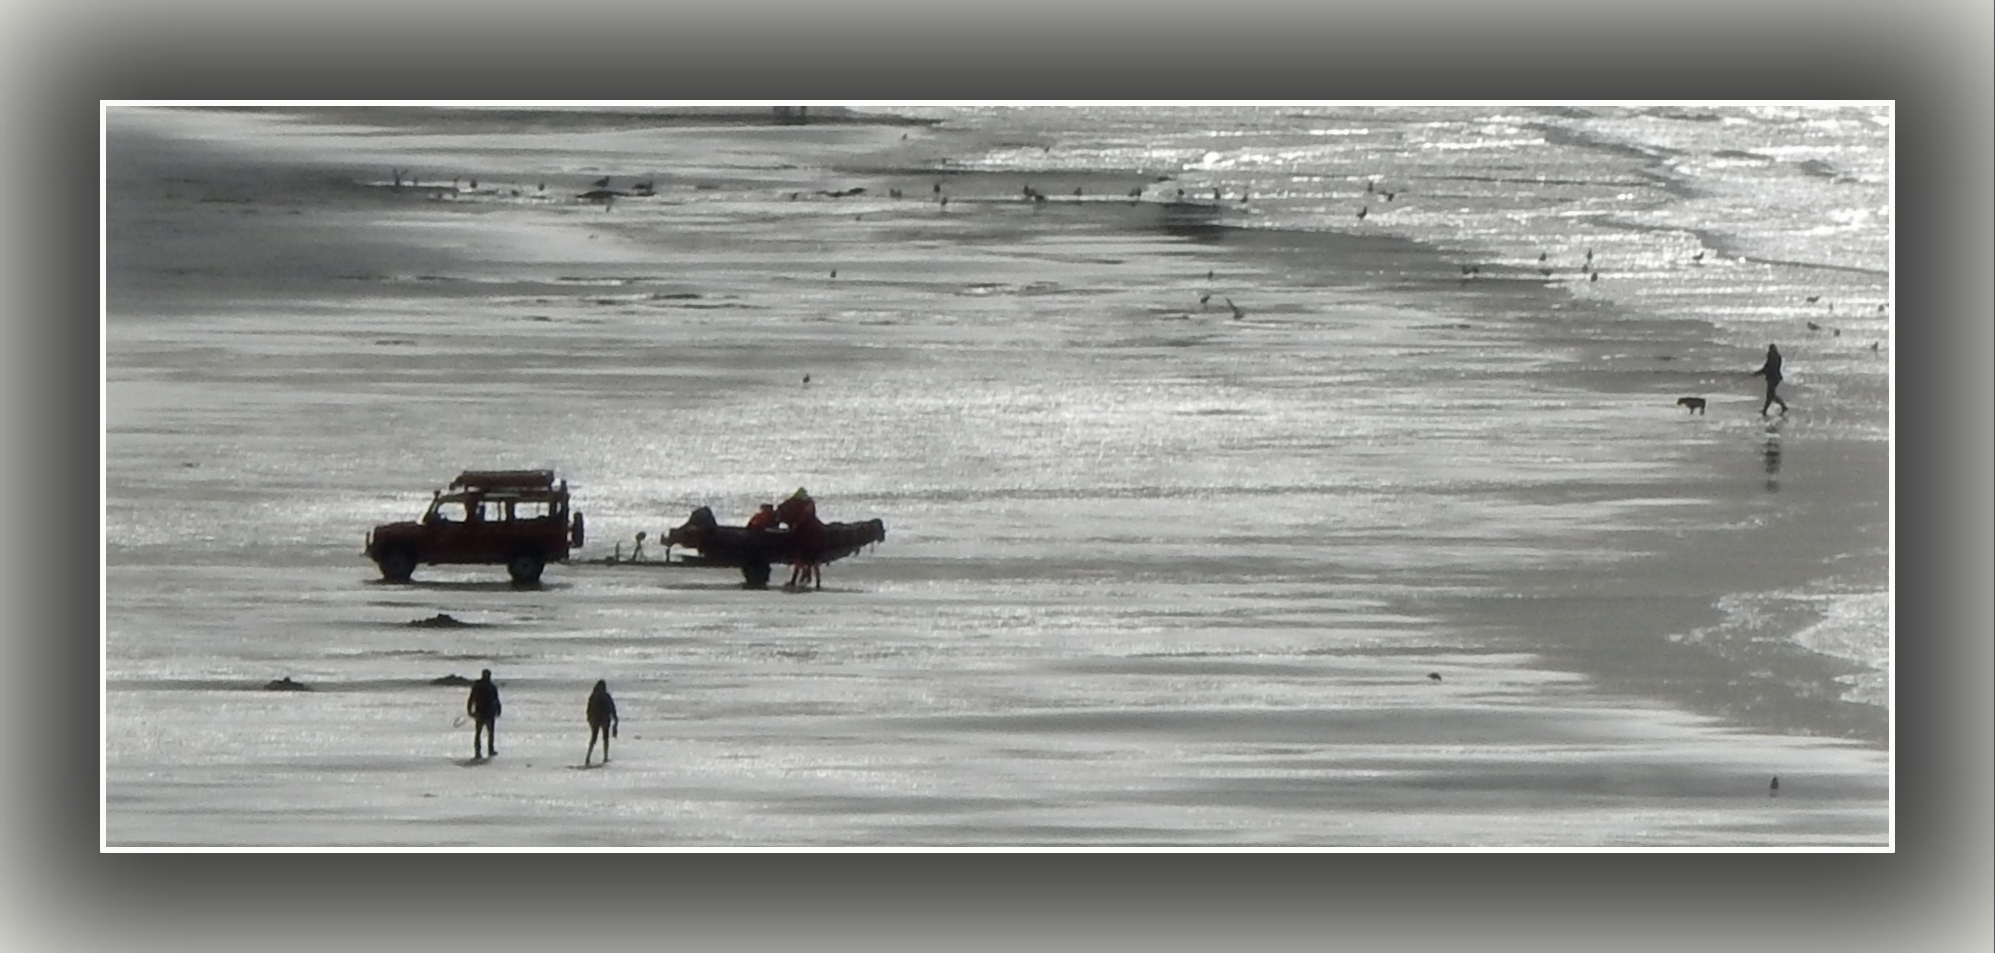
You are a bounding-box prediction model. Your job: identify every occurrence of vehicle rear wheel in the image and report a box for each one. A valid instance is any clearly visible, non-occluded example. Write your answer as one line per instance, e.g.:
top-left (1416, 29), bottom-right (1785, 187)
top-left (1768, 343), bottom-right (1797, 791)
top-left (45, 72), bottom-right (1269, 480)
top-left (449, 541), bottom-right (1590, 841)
top-left (376, 547), bottom-right (417, 582)
top-left (507, 550), bottom-right (546, 585)
top-left (741, 560), bottom-right (772, 589)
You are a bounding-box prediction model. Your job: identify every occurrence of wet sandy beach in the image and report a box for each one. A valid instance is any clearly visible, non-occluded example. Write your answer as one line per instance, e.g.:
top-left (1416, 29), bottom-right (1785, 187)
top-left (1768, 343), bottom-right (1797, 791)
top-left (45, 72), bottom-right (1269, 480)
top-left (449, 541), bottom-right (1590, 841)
top-left (103, 106), bottom-right (1889, 848)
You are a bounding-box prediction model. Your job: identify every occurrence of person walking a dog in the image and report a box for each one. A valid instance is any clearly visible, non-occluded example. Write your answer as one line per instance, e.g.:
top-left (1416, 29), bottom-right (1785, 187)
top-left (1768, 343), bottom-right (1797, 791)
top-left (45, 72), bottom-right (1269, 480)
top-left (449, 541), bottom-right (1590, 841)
top-left (1752, 344), bottom-right (1788, 417)
top-left (467, 669), bottom-right (501, 759)
top-left (585, 680), bottom-right (619, 766)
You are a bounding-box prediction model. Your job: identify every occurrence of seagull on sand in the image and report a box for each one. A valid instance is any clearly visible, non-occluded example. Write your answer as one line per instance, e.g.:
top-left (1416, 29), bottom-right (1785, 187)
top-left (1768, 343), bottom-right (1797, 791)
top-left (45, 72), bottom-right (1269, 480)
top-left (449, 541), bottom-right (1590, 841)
top-left (593, 176), bottom-right (612, 189)
top-left (1198, 292), bottom-right (1212, 310)
top-left (1428, 672), bottom-right (1443, 682)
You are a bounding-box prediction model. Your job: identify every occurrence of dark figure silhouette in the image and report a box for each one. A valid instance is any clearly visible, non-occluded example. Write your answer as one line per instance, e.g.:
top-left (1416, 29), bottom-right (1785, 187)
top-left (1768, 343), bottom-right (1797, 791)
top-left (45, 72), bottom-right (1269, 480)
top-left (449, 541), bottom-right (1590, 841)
top-left (585, 680), bottom-right (618, 766)
top-left (467, 669), bottom-right (501, 758)
top-left (1752, 344), bottom-right (1788, 416)
top-left (776, 488), bottom-right (825, 590)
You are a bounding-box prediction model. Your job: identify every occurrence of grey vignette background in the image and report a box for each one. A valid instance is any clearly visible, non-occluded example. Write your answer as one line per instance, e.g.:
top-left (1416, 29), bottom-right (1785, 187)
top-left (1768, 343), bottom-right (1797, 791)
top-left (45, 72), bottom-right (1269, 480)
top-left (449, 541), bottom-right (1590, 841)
top-left (7, 2), bottom-right (1989, 952)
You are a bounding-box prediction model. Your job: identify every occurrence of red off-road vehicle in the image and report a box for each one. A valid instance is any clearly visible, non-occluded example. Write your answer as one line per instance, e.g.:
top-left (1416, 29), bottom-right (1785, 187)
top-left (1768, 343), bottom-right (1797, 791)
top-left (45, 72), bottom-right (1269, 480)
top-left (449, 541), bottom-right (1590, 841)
top-left (364, 470), bottom-right (585, 584)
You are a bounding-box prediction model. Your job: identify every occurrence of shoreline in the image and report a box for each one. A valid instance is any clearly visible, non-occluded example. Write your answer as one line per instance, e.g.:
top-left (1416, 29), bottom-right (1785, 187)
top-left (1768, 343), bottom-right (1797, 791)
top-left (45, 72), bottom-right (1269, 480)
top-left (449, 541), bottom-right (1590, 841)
top-left (822, 142), bottom-right (1889, 749)
top-left (109, 113), bottom-right (1891, 750)
top-left (103, 112), bottom-right (1890, 846)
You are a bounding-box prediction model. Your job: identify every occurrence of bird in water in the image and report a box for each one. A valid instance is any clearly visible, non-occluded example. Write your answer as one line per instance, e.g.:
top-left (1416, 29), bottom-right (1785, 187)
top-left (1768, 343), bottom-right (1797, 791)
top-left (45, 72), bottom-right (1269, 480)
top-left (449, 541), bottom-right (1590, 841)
top-left (1427, 672), bottom-right (1442, 682)
top-left (1198, 292), bottom-right (1212, 310)
top-left (1693, 250), bottom-right (1705, 263)
top-left (592, 176), bottom-right (611, 188)
top-left (1356, 206), bottom-right (1368, 220)
top-left (1225, 297), bottom-right (1245, 320)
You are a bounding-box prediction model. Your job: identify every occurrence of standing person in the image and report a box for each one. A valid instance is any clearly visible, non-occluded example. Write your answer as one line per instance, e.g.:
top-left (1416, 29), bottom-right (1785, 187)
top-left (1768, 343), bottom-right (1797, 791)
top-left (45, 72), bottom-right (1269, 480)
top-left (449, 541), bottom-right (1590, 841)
top-left (776, 488), bottom-right (826, 590)
top-left (1752, 344), bottom-right (1788, 416)
top-left (585, 680), bottom-right (619, 766)
top-left (467, 669), bottom-right (501, 759)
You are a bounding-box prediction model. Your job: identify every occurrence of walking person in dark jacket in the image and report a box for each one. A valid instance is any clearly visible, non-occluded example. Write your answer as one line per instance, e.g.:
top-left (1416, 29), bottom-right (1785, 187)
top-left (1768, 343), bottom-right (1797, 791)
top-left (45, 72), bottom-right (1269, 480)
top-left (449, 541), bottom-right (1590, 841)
top-left (467, 669), bottom-right (501, 758)
top-left (584, 680), bottom-right (619, 766)
top-left (1752, 344), bottom-right (1788, 417)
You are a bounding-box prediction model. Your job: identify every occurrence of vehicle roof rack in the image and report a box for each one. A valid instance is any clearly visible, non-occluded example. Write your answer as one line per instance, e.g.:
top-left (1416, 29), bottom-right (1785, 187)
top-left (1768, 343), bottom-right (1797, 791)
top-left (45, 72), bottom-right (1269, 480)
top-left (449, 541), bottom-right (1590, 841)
top-left (450, 470), bottom-right (559, 491)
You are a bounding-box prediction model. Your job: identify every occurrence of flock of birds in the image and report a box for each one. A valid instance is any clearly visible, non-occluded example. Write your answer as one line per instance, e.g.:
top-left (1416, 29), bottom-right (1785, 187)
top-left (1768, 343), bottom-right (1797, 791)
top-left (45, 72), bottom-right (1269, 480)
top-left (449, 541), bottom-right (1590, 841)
top-left (385, 166), bottom-right (1888, 353)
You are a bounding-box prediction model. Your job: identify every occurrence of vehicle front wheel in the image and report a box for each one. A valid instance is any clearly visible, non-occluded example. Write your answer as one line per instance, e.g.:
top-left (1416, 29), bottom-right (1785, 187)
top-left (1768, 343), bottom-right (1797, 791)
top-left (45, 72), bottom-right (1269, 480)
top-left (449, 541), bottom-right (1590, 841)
top-left (376, 547), bottom-right (417, 582)
top-left (741, 560), bottom-right (772, 589)
top-left (507, 551), bottom-right (546, 585)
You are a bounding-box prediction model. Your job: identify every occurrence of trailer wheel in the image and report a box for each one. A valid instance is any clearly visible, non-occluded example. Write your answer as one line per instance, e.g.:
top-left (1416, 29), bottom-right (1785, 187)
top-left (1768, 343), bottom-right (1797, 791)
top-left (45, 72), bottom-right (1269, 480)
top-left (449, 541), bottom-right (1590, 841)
top-left (376, 547), bottom-right (417, 582)
top-left (742, 560), bottom-right (772, 589)
top-left (507, 550), bottom-right (546, 585)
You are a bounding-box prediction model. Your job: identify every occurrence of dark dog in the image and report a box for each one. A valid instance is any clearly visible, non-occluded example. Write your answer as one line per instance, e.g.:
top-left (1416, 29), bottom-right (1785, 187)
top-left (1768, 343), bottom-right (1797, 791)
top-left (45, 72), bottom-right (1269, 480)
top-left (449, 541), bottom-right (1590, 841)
top-left (1676, 397), bottom-right (1707, 415)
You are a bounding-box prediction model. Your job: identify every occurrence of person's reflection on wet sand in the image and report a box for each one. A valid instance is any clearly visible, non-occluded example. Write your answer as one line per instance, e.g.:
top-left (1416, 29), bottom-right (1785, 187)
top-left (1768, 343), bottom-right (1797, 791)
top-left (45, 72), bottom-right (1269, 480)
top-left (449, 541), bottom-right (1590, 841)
top-left (1762, 426), bottom-right (1783, 493)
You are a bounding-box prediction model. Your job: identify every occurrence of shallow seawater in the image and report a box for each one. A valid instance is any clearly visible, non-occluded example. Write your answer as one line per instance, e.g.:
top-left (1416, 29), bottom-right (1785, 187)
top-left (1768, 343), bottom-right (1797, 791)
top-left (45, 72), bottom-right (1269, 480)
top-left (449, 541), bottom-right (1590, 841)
top-left (103, 104), bottom-right (1890, 847)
